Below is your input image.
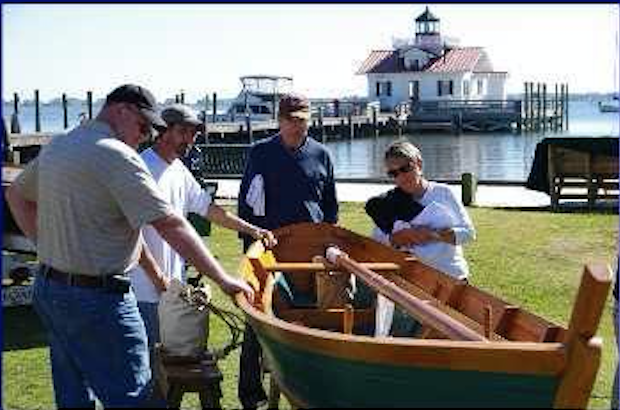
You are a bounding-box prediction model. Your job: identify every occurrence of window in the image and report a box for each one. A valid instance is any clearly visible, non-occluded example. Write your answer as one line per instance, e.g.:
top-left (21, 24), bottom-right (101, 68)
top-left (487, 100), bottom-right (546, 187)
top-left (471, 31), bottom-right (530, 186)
top-left (376, 81), bottom-right (392, 97)
top-left (477, 79), bottom-right (484, 95)
top-left (463, 80), bottom-right (470, 96)
top-left (437, 80), bottom-right (453, 97)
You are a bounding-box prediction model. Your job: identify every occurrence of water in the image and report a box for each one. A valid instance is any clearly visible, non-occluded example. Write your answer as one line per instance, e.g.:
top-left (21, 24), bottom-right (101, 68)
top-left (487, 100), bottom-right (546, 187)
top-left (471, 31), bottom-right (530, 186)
top-left (3, 100), bottom-right (618, 182)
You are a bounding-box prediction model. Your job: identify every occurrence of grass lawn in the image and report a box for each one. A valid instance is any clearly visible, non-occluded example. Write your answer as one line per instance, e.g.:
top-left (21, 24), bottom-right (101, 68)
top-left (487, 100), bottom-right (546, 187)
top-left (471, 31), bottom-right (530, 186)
top-left (3, 204), bottom-right (618, 409)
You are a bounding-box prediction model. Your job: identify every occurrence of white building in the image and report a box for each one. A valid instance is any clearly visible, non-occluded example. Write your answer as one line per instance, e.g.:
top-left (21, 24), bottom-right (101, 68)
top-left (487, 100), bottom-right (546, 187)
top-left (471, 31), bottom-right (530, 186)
top-left (357, 7), bottom-right (508, 112)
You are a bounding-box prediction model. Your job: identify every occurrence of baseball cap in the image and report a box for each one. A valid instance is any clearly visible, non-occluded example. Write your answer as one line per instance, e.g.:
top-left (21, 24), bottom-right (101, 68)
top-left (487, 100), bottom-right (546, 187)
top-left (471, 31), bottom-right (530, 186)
top-left (161, 104), bottom-right (205, 131)
top-left (279, 93), bottom-right (311, 120)
top-left (105, 84), bottom-right (165, 128)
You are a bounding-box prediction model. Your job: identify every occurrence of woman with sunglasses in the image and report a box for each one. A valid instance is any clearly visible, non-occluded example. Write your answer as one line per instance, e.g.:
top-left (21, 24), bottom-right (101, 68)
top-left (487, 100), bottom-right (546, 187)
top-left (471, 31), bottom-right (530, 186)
top-left (366, 140), bottom-right (476, 336)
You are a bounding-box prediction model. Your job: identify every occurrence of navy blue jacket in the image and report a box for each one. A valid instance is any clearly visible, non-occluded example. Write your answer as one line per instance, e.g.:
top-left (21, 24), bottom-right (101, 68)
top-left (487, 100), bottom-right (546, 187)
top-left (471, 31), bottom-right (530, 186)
top-left (238, 134), bottom-right (338, 249)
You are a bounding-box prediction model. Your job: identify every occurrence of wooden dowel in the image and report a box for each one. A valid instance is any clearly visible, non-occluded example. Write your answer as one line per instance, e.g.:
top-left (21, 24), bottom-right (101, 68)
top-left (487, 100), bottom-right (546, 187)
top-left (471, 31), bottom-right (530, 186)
top-left (483, 305), bottom-right (492, 339)
top-left (343, 304), bottom-right (354, 334)
top-left (264, 262), bottom-right (401, 273)
top-left (325, 247), bottom-right (487, 342)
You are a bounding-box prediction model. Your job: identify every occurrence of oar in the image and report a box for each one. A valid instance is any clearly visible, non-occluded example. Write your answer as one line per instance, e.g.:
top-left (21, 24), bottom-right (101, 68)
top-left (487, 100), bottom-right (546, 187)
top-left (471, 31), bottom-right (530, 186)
top-left (325, 246), bottom-right (488, 342)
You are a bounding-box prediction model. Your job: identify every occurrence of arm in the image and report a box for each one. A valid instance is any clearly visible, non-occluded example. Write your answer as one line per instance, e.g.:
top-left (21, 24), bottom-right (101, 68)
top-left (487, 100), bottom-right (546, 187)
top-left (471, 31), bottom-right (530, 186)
top-left (138, 237), bottom-right (169, 293)
top-left (439, 188), bottom-right (476, 245)
top-left (206, 203), bottom-right (277, 247)
top-left (5, 184), bottom-right (38, 243)
top-left (151, 212), bottom-right (254, 301)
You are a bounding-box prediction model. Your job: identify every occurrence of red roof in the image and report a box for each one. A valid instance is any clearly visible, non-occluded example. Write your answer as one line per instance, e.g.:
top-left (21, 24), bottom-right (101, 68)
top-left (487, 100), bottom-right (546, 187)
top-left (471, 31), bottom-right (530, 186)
top-left (426, 47), bottom-right (482, 73)
top-left (357, 47), bottom-right (497, 74)
top-left (356, 50), bottom-right (399, 75)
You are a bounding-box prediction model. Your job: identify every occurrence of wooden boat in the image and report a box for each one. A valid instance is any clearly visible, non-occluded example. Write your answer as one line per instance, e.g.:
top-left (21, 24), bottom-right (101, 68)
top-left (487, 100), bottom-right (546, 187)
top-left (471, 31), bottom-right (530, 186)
top-left (236, 222), bottom-right (611, 408)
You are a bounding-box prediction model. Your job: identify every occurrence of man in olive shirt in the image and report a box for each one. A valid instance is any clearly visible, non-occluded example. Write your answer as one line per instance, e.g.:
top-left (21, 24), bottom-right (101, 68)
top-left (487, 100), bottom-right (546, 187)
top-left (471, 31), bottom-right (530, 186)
top-left (6, 84), bottom-right (254, 408)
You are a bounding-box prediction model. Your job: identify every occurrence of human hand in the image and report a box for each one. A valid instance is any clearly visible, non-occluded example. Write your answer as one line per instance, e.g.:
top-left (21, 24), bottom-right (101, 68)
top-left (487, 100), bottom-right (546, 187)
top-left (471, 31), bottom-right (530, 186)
top-left (219, 275), bottom-right (255, 304)
top-left (391, 226), bottom-right (440, 246)
top-left (253, 228), bottom-right (278, 249)
top-left (154, 274), bottom-right (171, 294)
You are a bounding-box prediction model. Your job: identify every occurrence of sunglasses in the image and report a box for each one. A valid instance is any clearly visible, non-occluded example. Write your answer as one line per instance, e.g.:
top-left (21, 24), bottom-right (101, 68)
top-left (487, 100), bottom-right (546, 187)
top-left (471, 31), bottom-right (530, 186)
top-left (387, 162), bottom-right (414, 178)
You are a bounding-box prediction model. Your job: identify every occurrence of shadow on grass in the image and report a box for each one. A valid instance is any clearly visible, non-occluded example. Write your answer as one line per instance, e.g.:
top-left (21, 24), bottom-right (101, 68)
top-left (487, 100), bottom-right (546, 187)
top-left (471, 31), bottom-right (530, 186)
top-left (482, 202), bottom-right (618, 215)
top-left (3, 305), bottom-right (48, 351)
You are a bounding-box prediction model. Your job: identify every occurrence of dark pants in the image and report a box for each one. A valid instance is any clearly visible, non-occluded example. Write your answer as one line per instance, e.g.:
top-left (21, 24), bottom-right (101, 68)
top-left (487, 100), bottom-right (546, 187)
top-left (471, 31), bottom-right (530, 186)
top-left (238, 326), bottom-right (267, 409)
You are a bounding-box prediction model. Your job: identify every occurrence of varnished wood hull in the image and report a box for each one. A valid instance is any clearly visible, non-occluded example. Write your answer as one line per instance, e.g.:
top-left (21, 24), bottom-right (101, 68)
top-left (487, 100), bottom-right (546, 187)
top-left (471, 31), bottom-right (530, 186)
top-left (236, 222), bottom-right (609, 408)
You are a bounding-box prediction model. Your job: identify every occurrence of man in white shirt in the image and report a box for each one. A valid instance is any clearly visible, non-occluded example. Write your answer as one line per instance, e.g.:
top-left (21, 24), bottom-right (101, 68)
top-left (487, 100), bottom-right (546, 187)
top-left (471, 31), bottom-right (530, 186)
top-left (130, 104), bottom-right (276, 353)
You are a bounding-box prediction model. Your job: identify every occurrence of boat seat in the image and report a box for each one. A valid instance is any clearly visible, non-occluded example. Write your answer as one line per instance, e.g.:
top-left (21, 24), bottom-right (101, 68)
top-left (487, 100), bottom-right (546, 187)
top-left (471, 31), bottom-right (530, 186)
top-left (155, 345), bottom-right (223, 409)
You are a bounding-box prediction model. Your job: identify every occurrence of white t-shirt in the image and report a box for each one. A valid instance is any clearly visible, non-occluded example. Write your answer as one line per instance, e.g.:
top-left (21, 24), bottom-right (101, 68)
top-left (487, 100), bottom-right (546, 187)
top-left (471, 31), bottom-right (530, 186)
top-left (130, 148), bottom-right (212, 302)
top-left (371, 182), bottom-right (475, 280)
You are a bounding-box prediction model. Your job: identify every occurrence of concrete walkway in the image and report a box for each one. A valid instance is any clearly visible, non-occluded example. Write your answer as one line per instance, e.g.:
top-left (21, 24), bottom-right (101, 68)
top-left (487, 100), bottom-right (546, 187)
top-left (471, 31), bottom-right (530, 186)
top-left (207, 179), bottom-right (553, 208)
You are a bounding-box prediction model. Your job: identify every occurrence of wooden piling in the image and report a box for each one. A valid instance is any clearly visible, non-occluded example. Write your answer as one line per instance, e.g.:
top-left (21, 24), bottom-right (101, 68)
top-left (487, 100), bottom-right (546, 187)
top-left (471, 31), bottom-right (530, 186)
top-left (372, 107), bottom-right (378, 137)
top-left (212, 92), bottom-right (217, 122)
top-left (13, 93), bottom-right (19, 115)
top-left (554, 84), bottom-right (559, 132)
top-left (318, 107), bottom-right (325, 143)
top-left (516, 100), bottom-right (522, 133)
top-left (536, 83), bottom-right (542, 132)
top-left (461, 172), bottom-right (477, 206)
top-left (523, 82), bottom-right (529, 132)
top-left (62, 93), bottom-right (68, 129)
top-left (564, 83), bottom-right (569, 131)
top-left (10, 93), bottom-right (21, 133)
top-left (528, 82), bottom-right (534, 132)
top-left (34, 90), bottom-right (41, 132)
top-left (347, 112), bottom-right (353, 139)
top-left (542, 83), bottom-right (547, 133)
top-left (87, 91), bottom-right (93, 119)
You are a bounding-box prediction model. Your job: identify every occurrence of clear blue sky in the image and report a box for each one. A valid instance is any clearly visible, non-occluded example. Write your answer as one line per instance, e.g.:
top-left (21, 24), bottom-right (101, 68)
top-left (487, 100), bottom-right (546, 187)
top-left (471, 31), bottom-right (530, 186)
top-left (2, 4), bottom-right (619, 103)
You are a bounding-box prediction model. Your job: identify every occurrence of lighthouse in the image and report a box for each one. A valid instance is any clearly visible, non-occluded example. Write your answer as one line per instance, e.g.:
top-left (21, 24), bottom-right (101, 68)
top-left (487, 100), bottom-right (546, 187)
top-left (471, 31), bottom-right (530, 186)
top-left (414, 6), bottom-right (443, 55)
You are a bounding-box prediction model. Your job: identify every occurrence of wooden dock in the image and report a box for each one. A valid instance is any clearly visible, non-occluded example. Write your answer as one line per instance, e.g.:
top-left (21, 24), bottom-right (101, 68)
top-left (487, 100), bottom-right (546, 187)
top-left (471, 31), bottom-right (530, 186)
top-left (407, 99), bottom-right (522, 133)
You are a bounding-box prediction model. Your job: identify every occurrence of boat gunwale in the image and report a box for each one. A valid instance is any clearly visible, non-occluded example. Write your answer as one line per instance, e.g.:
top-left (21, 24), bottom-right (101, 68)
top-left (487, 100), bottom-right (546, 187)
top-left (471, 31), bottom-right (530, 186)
top-left (236, 294), bottom-right (566, 376)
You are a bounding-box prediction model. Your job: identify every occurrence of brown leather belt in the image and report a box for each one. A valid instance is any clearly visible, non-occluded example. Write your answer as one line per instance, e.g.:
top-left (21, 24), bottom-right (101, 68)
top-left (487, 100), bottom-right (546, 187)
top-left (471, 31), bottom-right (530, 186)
top-left (40, 265), bottom-right (128, 292)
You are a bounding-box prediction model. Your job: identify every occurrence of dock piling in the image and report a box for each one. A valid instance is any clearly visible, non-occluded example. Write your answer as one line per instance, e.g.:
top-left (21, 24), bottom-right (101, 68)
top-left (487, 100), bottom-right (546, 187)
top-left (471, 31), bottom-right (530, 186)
top-left (87, 91), bottom-right (93, 120)
top-left (62, 93), bottom-right (69, 129)
top-left (34, 90), bottom-right (41, 132)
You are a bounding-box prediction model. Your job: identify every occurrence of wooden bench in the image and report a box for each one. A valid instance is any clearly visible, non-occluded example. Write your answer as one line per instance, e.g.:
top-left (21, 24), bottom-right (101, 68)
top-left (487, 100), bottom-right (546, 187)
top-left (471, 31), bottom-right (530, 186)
top-left (548, 145), bottom-right (618, 210)
top-left (155, 345), bottom-right (223, 409)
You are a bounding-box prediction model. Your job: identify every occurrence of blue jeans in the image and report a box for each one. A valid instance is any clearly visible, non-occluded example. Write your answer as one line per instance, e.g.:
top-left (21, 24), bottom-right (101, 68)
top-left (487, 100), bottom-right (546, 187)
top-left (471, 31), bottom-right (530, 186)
top-left (33, 273), bottom-right (152, 408)
top-left (137, 302), bottom-right (160, 353)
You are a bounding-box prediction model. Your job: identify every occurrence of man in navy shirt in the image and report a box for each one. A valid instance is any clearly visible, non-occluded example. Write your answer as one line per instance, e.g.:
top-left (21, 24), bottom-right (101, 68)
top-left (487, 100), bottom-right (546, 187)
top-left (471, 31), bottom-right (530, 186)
top-left (237, 93), bottom-right (338, 408)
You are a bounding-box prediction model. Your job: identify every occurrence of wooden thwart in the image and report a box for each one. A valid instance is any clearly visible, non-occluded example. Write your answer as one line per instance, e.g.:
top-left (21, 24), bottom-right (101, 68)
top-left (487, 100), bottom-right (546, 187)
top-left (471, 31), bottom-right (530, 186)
top-left (325, 247), bottom-right (488, 342)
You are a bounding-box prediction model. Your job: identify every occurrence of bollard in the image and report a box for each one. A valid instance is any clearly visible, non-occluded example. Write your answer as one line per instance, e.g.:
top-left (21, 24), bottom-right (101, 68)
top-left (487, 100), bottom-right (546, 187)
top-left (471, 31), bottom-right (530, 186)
top-left (461, 172), bottom-right (477, 206)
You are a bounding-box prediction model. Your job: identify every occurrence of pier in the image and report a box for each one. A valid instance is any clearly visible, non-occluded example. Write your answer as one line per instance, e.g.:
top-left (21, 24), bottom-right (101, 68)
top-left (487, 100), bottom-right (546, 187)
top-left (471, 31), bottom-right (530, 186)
top-left (404, 82), bottom-right (568, 134)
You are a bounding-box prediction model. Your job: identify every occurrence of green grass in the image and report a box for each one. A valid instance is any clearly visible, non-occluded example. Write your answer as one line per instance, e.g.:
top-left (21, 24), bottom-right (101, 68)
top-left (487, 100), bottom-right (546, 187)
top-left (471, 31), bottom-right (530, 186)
top-left (3, 204), bottom-right (618, 409)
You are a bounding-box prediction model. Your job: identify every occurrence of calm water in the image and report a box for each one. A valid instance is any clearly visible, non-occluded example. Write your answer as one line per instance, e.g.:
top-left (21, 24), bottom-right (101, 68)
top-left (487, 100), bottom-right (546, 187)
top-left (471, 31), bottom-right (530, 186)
top-left (3, 100), bottom-right (618, 182)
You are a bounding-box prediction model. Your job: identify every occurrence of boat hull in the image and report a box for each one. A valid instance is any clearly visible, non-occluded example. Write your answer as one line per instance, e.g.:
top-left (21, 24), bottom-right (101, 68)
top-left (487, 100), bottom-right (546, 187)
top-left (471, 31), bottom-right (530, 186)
top-left (236, 222), bottom-right (607, 408)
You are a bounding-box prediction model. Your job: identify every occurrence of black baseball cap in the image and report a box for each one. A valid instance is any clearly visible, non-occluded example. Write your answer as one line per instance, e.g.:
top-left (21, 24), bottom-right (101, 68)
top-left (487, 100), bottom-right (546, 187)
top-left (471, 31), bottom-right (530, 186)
top-left (106, 84), bottom-right (165, 128)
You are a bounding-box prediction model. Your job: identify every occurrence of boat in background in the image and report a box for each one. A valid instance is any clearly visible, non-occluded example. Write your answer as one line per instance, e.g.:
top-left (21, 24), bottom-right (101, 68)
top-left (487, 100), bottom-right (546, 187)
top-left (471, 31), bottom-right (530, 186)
top-left (598, 97), bottom-right (619, 113)
top-left (236, 222), bottom-right (611, 408)
top-left (225, 75), bottom-right (293, 122)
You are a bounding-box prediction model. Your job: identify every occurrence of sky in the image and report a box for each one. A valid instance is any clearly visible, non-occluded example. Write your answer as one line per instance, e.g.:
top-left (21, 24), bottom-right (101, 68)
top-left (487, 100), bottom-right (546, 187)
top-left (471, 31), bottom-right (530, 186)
top-left (2, 4), bottom-right (619, 103)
